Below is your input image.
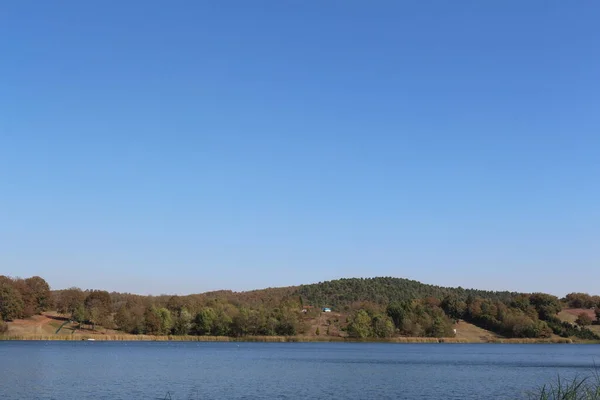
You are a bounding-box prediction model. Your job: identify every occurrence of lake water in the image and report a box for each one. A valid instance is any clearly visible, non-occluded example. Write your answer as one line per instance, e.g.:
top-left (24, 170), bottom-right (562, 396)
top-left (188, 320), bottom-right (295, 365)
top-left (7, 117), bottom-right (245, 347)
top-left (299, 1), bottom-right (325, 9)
top-left (1, 342), bottom-right (599, 399)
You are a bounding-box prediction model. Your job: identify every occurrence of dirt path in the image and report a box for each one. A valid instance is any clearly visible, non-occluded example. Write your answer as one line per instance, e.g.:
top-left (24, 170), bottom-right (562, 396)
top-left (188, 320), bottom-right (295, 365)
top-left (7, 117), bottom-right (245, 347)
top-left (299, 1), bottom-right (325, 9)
top-left (7, 314), bottom-right (57, 335)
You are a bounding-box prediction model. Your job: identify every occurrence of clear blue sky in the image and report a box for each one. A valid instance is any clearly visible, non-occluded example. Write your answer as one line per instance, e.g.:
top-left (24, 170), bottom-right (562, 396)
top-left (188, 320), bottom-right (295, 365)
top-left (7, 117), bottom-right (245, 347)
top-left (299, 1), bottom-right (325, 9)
top-left (1, 2), bottom-right (598, 296)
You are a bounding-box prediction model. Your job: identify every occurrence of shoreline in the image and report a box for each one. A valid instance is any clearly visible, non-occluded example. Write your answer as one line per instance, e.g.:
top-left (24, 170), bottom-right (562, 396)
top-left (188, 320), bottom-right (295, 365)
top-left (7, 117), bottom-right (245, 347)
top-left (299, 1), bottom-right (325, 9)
top-left (0, 334), bottom-right (584, 344)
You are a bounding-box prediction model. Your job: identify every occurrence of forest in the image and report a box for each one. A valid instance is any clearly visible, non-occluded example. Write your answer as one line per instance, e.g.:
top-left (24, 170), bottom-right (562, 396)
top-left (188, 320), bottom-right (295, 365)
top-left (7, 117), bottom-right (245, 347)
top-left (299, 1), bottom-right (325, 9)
top-left (1, 275), bottom-right (599, 340)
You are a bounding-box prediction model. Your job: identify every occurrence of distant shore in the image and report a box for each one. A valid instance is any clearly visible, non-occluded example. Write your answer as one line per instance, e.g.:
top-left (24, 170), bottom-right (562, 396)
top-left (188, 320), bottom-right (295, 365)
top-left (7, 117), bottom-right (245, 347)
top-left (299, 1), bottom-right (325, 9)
top-left (0, 334), bottom-right (585, 344)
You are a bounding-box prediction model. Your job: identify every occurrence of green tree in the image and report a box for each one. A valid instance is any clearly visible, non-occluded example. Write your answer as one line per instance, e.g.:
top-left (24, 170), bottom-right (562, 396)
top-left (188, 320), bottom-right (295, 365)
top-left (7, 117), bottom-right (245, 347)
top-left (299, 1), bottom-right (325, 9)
top-left (172, 309), bottom-right (192, 335)
top-left (211, 309), bottom-right (232, 336)
top-left (440, 295), bottom-right (466, 320)
top-left (347, 310), bottom-right (373, 338)
top-left (0, 281), bottom-right (24, 321)
top-left (232, 308), bottom-right (251, 336)
top-left (511, 295), bottom-right (531, 312)
top-left (372, 314), bottom-right (395, 338)
top-left (315, 327), bottom-right (320, 336)
top-left (157, 307), bottom-right (173, 335)
top-left (595, 308), bottom-right (600, 323)
top-left (72, 304), bottom-right (86, 325)
top-left (565, 293), bottom-right (594, 309)
top-left (428, 316), bottom-right (450, 337)
top-left (529, 293), bottom-right (561, 320)
top-left (275, 308), bottom-right (298, 336)
top-left (263, 317), bottom-right (279, 336)
top-left (193, 308), bottom-right (216, 335)
top-left (386, 301), bottom-right (412, 329)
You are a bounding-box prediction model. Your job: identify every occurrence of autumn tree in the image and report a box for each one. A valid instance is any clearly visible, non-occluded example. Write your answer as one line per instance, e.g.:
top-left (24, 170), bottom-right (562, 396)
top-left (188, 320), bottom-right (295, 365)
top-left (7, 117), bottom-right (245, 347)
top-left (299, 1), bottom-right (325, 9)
top-left (115, 305), bottom-right (134, 333)
top-left (114, 298), bottom-right (146, 334)
top-left (114, 303), bottom-right (145, 334)
top-left (12, 279), bottom-right (35, 317)
top-left (166, 295), bottom-right (191, 314)
top-left (576, 312), bottom-right (593, 327)
top-left (144, 306), bottom-right (162, 335)
top-left (0, 280), bottom-right (24, 321)
top-left (84, 290), bottom-right (112, 330)
top-left (56, 288), bottom-right (86, 319)
top-left (15, 276), bottom-right (52, 316)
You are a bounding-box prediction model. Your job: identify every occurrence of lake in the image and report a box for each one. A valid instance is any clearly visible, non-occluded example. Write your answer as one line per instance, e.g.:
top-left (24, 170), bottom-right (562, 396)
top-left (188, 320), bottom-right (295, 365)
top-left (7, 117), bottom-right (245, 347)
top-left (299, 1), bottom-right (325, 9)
top-left (1, 342), bottom-right (599, 399)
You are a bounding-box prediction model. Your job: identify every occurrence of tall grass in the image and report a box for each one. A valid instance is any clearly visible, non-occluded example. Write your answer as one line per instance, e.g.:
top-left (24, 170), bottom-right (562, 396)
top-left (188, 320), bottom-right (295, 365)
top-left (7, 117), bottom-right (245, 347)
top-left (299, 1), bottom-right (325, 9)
top-left (489, 338), bottom-right (574, 344)
top-left (528, 371), bottom-right (600, 400)
top-left (0, 334), bottom-right (588, 344)
top-left (0, 335), bottom-right (474, 343)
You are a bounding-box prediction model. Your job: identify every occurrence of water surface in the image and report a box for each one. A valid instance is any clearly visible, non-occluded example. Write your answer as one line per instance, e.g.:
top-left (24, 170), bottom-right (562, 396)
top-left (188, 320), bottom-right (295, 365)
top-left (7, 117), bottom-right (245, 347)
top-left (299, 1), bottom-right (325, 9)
top-left (1, 342), bottom-right (599, 399)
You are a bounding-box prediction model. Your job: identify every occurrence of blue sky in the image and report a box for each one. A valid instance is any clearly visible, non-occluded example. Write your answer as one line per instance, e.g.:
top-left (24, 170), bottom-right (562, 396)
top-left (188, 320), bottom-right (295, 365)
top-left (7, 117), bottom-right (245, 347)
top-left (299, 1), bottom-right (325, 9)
top-left (1, 2), bottom-right (599, 296)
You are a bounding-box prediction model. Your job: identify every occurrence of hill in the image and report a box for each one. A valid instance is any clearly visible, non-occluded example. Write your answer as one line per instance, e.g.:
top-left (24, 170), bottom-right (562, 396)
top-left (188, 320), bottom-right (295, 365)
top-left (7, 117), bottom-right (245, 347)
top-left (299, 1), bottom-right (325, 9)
top-left (295, 277), bottom-right (518, 308)
top-left (2, 275), bottom-right (600, 342)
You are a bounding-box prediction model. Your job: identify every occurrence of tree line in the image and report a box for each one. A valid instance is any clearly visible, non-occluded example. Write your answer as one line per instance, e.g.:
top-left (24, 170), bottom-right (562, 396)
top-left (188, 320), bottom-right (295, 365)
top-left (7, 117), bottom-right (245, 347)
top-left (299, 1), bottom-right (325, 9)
top-left (1, 275), bottom-right (600, 340)
top-left (298, 277), bottom-right (600, 339)
top-left (0, 276), bottom-right (51, 321)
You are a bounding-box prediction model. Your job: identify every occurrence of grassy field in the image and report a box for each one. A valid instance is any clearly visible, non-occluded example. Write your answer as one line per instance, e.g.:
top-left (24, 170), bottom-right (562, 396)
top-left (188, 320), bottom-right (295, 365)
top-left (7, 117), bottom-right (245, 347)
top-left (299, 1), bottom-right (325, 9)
top-left (558, 309), bottom-right (600, 335)
top-left (452, 320), bottom-right (503, 342)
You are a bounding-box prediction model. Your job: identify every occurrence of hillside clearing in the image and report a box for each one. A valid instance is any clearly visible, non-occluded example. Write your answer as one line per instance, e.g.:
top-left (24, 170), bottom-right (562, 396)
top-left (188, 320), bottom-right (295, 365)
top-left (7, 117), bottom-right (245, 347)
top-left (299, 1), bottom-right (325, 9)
top-left (452, 320), bottom-right (503, 342)
top-left (558, 309), bottom-right (600, 335)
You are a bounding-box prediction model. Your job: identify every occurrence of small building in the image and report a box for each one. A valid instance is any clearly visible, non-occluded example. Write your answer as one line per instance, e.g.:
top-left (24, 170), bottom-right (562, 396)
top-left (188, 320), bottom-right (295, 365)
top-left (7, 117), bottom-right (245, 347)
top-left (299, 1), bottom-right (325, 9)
top-left (322, 307), bottom-right (332, 313)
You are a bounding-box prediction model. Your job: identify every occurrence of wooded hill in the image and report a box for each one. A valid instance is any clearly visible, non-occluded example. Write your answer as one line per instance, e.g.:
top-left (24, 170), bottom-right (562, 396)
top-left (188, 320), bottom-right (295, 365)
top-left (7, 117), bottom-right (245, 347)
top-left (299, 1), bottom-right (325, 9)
top-left (2, 275), bottom-right (600, 341)
top-left (297, 277), bottom-right (518, 307)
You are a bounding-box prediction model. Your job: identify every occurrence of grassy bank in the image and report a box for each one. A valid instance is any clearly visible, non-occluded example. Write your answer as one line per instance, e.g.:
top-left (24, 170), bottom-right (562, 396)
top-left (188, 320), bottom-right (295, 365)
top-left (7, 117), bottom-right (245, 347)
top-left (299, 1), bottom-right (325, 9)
top-left (0, 334), bottom-right (585, 343)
